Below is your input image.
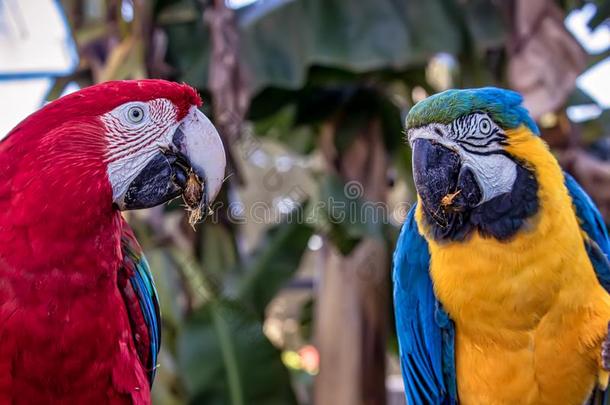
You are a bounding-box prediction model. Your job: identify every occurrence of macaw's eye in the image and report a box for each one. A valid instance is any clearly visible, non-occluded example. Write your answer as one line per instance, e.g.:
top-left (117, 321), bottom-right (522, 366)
top-left (127, 106), bottom-right (145, 124)
top-left (479, 118), bottom-right (492, 135)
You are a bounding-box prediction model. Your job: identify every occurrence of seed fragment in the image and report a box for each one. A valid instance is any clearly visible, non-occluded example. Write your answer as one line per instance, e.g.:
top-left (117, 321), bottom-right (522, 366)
top-left (441, 189), bottom-right (461, 207)
top-left (183, 170), bottom-right (205, 227)
top-left (184, 171), bottom-right (203, 209)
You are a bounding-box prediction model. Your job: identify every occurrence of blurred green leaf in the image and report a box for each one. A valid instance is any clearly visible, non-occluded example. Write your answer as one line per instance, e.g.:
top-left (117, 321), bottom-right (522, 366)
top-left (298, 297), bottom-right (314, 342)
top-left (147, 249), bottom-right (187, 329)
top-left (237, 219), bottom-right (314, 317)
top-left (253, 104), bottom-right (297, 135)
top-left (177, 300), bottom-right (297, 405)
top-left (588, 0), bottom-right (610, 29)
top-left (161, 0), bottom-right (507, 95)
top-left (567, 87), bottom-right (598, 106)
top-left (581, 109), bottom-right (610, 143)
top-left (152, 348), bottom-right (187, 405)
top-left (318, 175), bottom-right (385, 255)
top-left (156, 0), bottom-right (200, 25)
top-left (252, 105), bottom-right (317, 153)
top-left (163, 17), bottom-right (211, 89)
top-left (201, 223), bottom-right (238, 278)
top-left (460, 0), bottom-right (506, 50)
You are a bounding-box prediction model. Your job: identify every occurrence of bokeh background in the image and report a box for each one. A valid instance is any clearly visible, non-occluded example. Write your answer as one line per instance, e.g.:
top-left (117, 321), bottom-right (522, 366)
top-left (1, 0), bottom-right (609, 404)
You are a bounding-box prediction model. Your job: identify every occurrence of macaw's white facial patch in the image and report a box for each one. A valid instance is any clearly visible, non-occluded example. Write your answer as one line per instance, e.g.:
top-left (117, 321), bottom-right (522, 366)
top-left (460, 153), bottom-right (517, 203)
top-left (102, 98), bottom-right (180, 201)
top-left (408, 112), bottom-right (517, 205)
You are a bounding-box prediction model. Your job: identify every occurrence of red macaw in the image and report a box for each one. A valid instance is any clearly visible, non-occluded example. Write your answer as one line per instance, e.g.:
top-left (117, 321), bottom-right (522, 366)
top-left (0, 80), bottom-right (226, 403)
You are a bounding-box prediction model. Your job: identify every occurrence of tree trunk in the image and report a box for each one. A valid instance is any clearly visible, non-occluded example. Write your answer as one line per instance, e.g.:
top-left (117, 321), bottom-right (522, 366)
top-left (315, 118), bottom-right (389, 405)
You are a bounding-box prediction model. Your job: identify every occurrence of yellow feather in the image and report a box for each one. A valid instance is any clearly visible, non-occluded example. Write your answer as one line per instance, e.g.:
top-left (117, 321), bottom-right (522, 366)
top-left (416, 126), bottom-right (610, 405)
top-left (598, 370), bottom-right (609, 391)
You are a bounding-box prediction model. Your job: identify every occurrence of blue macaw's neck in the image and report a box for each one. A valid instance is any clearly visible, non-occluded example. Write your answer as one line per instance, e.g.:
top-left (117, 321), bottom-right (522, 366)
top-left (420, 163), bottom-right (539, 242)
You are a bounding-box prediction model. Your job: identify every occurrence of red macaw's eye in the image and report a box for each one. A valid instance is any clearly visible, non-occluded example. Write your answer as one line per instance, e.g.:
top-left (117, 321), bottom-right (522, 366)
top-left (127, 106), bottom-right (145, 123)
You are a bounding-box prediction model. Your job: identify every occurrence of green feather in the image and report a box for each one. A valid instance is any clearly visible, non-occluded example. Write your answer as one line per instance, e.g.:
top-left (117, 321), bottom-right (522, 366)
top-left (406, 87), bottom-right (539, 135)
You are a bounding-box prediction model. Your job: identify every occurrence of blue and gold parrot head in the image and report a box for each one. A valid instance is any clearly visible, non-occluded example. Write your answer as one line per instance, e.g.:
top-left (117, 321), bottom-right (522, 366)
top-left (406, 87), bottom-right (541, 242)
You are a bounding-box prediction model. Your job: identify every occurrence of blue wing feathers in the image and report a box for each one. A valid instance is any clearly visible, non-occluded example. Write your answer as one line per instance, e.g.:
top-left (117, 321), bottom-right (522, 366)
top-left (120, 222), bottom-right (162, 385)
top-left (564, 172), bottom-right (610, 291)
top-left (564, 172), bottom-right (610, 405)
top-left (129, 254), bottom-right (161, 378)
top-left (393, 205), bottom-right (457, 405)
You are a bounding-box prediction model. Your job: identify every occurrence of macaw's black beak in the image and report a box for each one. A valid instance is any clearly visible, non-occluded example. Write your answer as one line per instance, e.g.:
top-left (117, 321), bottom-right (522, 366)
top-left (411, 138), bottom-right (481, 217)
top-left (119, 108), bottom-right (226, 212)
top-left (119, 142), bottom-right (188, 211)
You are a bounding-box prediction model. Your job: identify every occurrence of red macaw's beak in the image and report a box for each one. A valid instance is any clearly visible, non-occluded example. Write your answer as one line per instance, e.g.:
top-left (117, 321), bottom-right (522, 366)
top-left (116, 107), bottom-right (226, 217)
top-left (175, 107), bottom-right (227, 210)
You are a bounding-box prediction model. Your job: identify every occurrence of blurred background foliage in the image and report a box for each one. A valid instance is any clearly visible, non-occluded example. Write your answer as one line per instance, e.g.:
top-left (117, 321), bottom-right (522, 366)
top-left (42, 0), bottom-right (610, 403)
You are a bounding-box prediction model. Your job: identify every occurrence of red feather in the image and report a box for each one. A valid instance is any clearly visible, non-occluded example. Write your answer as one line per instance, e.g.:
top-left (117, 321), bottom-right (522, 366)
top-left (0, 80), bottom-right (199, 403)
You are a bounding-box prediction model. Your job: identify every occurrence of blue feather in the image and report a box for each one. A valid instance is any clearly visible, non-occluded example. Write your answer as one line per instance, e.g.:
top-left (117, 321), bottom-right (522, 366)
top-left (406, 87), bottom-right (540, 135)
top-left (120, 223), bottom-right (162, 386)
top-left (129, 254), bottom-right (161, 384)
top-left (393, 204), bottom-right (457, 405)
top-left (565, 172), bottom-right (610, 404)
top-left (565, 172), bottom-right (610, 290)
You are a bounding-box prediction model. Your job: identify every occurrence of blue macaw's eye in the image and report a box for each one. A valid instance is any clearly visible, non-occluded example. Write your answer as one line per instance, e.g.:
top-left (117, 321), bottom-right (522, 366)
top-left (127, 106), bottom-right (145, 123)
top-left (479, 118), bottom-right (492, 135)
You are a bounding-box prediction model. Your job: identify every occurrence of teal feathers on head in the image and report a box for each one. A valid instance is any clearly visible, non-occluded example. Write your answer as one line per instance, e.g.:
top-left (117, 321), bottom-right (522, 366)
top-left (406, 87), bottom-right (540, 136)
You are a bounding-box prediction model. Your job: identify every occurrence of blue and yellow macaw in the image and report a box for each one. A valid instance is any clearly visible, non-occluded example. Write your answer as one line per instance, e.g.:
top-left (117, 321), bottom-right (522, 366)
top-left (393, 87), bottom-right (610, 405)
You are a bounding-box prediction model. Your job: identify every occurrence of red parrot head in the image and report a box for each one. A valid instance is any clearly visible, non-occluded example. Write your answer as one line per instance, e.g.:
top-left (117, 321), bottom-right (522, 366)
top-left (2, 79), bottom-right (226, 220)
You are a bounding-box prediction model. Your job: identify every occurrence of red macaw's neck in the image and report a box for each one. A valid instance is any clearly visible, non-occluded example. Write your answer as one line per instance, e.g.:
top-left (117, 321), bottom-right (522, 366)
top-left (0, 117), bottom-right (121, 279)
top-left (0, 119), bottom-right (151, 403)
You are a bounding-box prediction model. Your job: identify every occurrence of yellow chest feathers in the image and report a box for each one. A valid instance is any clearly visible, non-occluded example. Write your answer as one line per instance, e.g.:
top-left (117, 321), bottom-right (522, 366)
top-left (416, 128), bottom-right (606, 334)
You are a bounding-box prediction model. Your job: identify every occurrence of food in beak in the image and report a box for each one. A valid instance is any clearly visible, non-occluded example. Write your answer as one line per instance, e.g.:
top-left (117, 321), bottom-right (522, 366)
top-left (183, 169), bottom-right (205, 227)
top-left (441, 189), bottom-right (462, 208)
